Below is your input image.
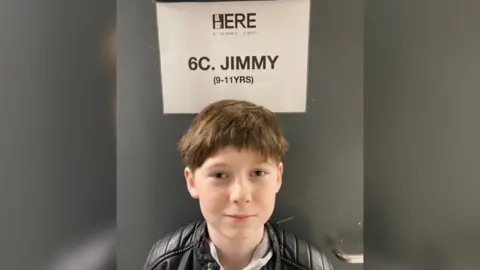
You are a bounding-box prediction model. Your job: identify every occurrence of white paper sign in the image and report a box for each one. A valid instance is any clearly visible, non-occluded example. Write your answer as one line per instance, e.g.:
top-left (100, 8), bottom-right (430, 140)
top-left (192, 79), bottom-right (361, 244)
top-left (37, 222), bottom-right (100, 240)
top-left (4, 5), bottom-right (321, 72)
top-left (155, 0), bottom-right (311, 114)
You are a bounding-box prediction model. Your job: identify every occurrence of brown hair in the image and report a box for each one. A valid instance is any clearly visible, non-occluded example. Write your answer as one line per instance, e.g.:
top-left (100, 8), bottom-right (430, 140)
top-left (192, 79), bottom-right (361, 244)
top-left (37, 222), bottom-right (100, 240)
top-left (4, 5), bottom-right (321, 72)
top-left (178, 99), bottom-right (289, 171)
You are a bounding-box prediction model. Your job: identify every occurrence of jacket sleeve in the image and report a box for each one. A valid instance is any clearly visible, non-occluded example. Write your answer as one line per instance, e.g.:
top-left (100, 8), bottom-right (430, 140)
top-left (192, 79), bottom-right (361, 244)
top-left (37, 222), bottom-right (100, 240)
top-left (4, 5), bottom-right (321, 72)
top-left (143, 222), bottom-right (202, 270)
top-left (142, 231), bottom-right (176, 270)
top-left (310, 246), bottom-right (334, 270)
top-left (142, 242), bottom-right (160, 270)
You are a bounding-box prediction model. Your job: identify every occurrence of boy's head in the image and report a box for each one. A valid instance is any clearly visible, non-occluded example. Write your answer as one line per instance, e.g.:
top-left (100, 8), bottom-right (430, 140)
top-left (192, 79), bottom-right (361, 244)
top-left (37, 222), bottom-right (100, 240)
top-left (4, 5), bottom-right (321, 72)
top-left (178, 99), bottom-right (288, 239)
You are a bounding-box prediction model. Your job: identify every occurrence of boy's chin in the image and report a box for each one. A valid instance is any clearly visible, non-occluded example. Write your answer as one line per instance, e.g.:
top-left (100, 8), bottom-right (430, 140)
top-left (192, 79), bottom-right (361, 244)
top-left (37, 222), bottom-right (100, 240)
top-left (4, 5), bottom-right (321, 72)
top-left (219, 225), bottom-right (264, 239)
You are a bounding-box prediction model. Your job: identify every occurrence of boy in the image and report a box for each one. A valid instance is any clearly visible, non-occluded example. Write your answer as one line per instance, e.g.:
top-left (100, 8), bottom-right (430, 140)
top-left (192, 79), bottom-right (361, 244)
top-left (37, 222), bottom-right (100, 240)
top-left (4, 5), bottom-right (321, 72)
top-left (143, 99), bottom-right (333, 270)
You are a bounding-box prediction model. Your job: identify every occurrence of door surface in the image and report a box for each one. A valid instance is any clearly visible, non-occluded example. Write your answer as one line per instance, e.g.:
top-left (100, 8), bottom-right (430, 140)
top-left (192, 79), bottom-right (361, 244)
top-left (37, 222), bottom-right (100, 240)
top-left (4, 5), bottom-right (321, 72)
top-left (365, 1), bottom-right (480, 269)
top-left (0, 0), bottom-right (116, 269)
top-left (117, 1), bottom-right (363, 269)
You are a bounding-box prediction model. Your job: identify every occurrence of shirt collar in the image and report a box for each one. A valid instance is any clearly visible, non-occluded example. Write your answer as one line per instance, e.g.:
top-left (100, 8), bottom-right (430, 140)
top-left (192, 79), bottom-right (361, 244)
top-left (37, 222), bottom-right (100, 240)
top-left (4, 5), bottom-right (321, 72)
top-left (207, 228), bottom-right (272, 270)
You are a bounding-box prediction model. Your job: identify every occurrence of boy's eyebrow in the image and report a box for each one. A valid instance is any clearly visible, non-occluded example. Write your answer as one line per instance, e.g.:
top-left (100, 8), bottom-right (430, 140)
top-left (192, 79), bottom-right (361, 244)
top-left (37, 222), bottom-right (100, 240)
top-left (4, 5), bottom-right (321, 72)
top-left (204, 162), bottom-right (229, 170)
top-left (204, 160), bottom-right (273, 170)
top-left (256, 162), bottom-right (276, 168)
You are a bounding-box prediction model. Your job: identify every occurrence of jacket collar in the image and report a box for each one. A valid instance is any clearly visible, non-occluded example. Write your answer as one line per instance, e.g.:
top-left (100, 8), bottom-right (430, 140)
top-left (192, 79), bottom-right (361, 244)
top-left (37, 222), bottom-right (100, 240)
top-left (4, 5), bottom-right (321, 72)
top-left (193, 220), bottom-right (281, 270)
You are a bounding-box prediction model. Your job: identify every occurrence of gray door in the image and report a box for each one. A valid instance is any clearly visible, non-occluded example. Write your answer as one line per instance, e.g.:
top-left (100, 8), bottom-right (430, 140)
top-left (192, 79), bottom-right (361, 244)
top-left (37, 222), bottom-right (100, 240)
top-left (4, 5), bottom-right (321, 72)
top-left (117, 1), bottom-right (363, 270)
top-left (0, 0), bottom-right (116, 269)
top-left (365, 1), bottom-right (480, 269)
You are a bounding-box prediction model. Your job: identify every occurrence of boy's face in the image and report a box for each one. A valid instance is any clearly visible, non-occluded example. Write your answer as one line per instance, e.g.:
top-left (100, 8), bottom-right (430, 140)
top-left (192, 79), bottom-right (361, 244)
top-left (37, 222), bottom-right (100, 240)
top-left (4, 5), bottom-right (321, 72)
top-left (184, 146), bottom-right (283, 239)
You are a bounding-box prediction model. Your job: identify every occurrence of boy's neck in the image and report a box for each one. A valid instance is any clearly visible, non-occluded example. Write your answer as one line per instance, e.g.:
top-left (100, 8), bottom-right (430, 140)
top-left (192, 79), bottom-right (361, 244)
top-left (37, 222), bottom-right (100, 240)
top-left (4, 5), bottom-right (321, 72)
top-left (206, 223), bottom-right (265, 270)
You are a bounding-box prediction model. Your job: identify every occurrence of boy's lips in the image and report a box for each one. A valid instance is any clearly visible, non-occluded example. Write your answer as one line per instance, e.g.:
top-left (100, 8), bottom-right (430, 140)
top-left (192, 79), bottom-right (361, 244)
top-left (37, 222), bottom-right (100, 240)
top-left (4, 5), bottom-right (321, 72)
top-left (225, 214), bottom-right (255, 219)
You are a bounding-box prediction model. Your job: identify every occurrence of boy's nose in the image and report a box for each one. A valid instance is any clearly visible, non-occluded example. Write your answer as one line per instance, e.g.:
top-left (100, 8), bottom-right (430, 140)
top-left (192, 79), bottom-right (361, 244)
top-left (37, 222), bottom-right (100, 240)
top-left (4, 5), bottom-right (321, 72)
top-left (229, 180), bottom-right (252, 204)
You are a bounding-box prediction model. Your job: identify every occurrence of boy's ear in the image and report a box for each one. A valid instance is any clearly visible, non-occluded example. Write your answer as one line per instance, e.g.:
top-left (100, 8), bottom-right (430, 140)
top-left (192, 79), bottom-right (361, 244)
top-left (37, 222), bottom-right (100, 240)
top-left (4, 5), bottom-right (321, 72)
top-left (184, 167), bottom-right (199, 199)
top-left (276, 162), bottom-right (284, 193)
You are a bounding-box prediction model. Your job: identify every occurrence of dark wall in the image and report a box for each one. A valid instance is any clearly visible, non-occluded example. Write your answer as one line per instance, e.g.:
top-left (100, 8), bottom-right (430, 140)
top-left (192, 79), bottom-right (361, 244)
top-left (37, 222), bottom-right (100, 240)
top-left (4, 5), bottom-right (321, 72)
top-left (117, 0), bottom-right (363, 270)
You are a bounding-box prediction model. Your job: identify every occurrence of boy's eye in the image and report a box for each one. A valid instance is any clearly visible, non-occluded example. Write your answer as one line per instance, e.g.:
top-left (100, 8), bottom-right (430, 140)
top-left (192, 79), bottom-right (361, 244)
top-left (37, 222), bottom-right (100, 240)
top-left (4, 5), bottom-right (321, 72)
top-left (253, 170), bottom-right (267, 177)
top-left (212, 173), bottom-right (228, 179)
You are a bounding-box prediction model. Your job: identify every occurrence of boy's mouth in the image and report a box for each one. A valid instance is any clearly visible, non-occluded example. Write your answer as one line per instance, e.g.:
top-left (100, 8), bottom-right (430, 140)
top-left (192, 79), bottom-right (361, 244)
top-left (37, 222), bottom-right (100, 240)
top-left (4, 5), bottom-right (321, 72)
top-left (225, 214), bottom-right (255, 220)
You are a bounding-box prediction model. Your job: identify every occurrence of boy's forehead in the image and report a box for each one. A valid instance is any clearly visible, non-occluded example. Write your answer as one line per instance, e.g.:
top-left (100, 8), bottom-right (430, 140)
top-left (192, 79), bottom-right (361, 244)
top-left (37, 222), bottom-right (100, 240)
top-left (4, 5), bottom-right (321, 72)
top-left (203, 147), bottom-right (272, 165)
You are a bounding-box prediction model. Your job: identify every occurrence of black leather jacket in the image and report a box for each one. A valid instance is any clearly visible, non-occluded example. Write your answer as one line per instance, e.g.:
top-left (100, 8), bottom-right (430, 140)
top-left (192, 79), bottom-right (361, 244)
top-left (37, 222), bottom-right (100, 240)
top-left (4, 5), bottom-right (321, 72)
top-left (143, 220), bottom-right (333, 270)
